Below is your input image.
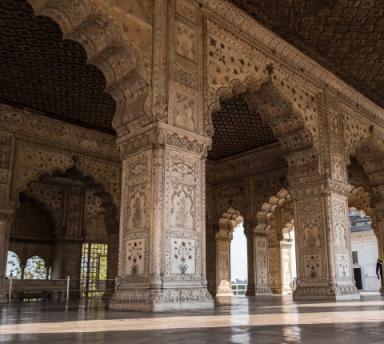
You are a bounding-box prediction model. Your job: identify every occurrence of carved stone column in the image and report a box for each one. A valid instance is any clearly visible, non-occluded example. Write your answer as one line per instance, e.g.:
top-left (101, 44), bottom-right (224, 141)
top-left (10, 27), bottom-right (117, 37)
top-left (245, 222), bottom-right (256, 296)
top-left (110, 123), bottom-right (213, 311)
top-left (0, 212), bottom-right (12, 303)
top-left (102, 233), bottom-right (119, 299)
top-left (214, 208), bottom-right (241, 296)
top-left (249, 231), bottom-right (272, 295)
top-left (269, 241), bottom-right (293, 294)
top-left (291, 180), bottom-right (360, 301)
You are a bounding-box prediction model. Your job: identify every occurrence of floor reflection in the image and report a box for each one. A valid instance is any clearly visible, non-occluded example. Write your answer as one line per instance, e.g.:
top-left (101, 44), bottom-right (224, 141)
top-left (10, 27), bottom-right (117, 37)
top-left (0, 295), bottom-right (383, 343)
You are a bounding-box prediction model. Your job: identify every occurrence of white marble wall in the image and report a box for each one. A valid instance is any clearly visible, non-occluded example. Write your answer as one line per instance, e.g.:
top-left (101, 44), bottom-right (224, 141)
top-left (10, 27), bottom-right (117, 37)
top-left (350, 230), bottom-right (381, 292)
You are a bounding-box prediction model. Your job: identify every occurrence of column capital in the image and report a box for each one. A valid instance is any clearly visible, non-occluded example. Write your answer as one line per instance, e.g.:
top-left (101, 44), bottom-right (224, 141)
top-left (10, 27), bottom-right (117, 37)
top-left (288, 178), bottom-right (353, 199)
top-left (0, 209), bottom-right (15, 224)
top-left (116, 121), bottom-right (212, 159)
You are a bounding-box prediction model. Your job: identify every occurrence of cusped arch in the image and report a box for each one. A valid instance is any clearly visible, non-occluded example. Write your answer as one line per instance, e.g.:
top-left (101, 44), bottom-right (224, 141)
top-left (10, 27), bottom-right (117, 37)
top-left (208, 77), bottom-right (319, 180)
top-left (348, 187), bottom-right (373, 218)
top-left (18, 165), bottom-right (118, 233)
top-left (256, 188), bottom-right (293, 239)
top-left (355, 132), bottom-right (384, 207)
top-left (217, 207), bottom-right (244, 240)
top-left (26, 0), bottom-right (150, 136)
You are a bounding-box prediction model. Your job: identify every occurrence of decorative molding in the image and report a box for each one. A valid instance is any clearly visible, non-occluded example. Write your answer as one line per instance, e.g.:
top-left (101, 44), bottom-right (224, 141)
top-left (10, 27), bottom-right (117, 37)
top-left (198, 0), bottom-right (384, 128)
top-left (117, 122), bottom-right (212, 158)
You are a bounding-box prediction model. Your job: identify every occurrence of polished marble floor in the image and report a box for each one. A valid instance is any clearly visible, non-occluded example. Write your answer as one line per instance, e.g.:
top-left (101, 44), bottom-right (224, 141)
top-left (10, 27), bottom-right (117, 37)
top-left (1, 295), bottom-right (384, 343)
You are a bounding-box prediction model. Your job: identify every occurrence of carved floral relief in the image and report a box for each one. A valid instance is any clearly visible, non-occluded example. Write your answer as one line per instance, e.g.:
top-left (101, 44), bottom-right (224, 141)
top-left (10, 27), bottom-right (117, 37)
top-left (170, 184), bottom-right (194, 230)
top-left (174, 92), bottom-right (196, 132)
top-left (122, 231), bottom-right (148, 282)
top-left (304, 254), bottom-right (322, 279)
top-left (337, 253), bottom-right (350, 278)
top-left (128, 184), bottom-right (148, 230)
top-left (176, 23), bottom-right (197, 63)
top-left (170, 238), bottom-right (196, 275)
top-left (165, 231), bottom-right (200, 280)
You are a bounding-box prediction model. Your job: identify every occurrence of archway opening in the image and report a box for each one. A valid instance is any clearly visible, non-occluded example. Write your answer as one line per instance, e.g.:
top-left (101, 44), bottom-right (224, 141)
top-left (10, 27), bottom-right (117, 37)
top-left (349, 209), bottom-right (380, 292)
top-left (230, 222), bottom-right (248, 295)
top-left (348, 157), bottom-right (381, 293)
top-left (24, 256), bottom-right (47, 280)
top-left (6, 251), bottom-right (21, 279)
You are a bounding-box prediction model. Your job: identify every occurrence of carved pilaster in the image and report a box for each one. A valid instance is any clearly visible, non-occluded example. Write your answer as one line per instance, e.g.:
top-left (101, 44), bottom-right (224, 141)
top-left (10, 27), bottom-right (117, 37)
top-left (249, 231), bottom-right (272, 295)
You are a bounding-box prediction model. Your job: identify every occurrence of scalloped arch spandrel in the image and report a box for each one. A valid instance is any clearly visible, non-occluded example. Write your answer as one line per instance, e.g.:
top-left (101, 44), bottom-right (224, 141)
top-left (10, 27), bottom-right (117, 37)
top-left (27, 0), bottom-right (151, 137)
top-left (256, 188), bottom-right (293, 237)
top-left (209, 77), bottom-right (319, 181)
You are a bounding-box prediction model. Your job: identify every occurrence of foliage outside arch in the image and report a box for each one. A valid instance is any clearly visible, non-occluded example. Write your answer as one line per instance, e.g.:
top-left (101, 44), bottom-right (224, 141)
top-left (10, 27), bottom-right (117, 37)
top-left (24, 255), bottom-right (47, 280)
top-left (6, 251), bottom-right (22, 279)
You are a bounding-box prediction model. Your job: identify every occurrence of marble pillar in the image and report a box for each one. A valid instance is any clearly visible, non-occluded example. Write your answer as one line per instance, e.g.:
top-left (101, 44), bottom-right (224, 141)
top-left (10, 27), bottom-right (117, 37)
top-left (110, 123), bottom-right (213, 311)
top-left (0, 214), bottom-right (12, 303)
top-left (291, 180), bottom-right (360, 301)
top-left (250, 232), bottom-right (272, 295)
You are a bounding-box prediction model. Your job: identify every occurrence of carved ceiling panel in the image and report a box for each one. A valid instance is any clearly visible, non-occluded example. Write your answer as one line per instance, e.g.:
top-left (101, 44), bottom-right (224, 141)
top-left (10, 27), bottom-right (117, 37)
top-left (0, 0), bottom-right (116, 133)
top-left (228, 0), bottom-right (384, 110)
top-left (209, 97), bottom-right (276, 160)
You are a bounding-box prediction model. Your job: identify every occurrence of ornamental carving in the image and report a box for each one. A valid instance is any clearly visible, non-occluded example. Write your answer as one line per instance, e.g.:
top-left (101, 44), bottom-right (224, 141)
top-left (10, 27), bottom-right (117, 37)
top-left (121, 231), bottom-right (149, 283)
top-left (165, 230), bottom-right (200, 281)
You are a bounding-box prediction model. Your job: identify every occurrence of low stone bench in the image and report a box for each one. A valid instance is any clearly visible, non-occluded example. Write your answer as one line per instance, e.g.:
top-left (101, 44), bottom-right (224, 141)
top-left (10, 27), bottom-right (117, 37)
top-left (4, 279), bottom-right (68, 301)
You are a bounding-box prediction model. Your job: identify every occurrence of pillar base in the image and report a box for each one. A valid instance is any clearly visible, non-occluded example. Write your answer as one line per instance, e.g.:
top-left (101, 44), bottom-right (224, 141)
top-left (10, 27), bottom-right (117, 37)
top-left (246, 287), bottom-right (272, 296)
top-left (216, 287), bottom-right (233, 296)
top-left (293, 285), bottom-right (360, 301)
top-left (0, 293), bottom-right (8, 303)
top-left (109, 287), bottom-right (214, 312)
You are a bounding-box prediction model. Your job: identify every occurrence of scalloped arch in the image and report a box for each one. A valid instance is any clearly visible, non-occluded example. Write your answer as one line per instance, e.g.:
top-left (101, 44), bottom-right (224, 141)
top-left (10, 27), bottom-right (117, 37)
top-left (15, 164), bottom-right (118, 233)
top-left (207, 76), bottom-right (319, 180)
top-left (348, 187), bottom-right (373, 218)
top-left (256, 188), bottom-right (293, 238)
top-left (26, 0), bottom-right (150, 136)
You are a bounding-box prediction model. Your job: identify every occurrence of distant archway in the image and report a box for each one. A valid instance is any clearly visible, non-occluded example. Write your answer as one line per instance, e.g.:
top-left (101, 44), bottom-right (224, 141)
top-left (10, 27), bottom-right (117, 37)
top-left (6, 251), bottom-right (21, 279)
top-left (215, 207), bottom-right (244, 296)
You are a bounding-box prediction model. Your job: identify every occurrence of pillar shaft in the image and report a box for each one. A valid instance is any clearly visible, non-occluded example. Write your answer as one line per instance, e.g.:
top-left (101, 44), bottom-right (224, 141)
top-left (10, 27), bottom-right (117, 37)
top-left (110, 123), bottom-right (213, 311)
top-left (0, 215), bottom-right (12, 303)
top-left (292, 180), bottom-right (360, 301)
top-left (251, 234), bottom-right (272, 294)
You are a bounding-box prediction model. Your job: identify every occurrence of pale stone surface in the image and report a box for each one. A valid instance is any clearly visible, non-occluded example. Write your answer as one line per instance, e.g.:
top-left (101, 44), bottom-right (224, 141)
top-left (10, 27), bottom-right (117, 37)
top-left (1, 297), bottom-right (384, 343)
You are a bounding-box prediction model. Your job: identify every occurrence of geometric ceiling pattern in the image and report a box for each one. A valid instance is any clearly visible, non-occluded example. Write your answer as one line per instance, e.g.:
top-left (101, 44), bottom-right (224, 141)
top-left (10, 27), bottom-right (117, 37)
top-left (209, 97), bottom-right (276, 160)
top-left (229, 0), bottom-right (384, 110)
top-left (0, 0), bottom-right (116, 134)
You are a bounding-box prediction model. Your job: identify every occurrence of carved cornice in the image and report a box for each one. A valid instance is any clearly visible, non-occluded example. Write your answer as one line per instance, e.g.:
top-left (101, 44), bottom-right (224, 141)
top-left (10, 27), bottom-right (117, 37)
top-left (117, 121), bottom-right (212, 158)
top-left (198, 0), bottom-right (384, 125)
top-left (208, 142), bottom-right (286, 184)
top-left (0, 104), bottom-right (119, 159)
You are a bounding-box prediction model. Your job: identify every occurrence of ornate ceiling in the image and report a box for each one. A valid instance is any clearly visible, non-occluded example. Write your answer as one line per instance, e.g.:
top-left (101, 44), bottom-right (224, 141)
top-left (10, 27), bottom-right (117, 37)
top-left (208, 97), bottom-right (276, 160)
top-left (229, 0), bottom-right (384, 110)
top-left (0, 0), bottom-right (116, 134)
